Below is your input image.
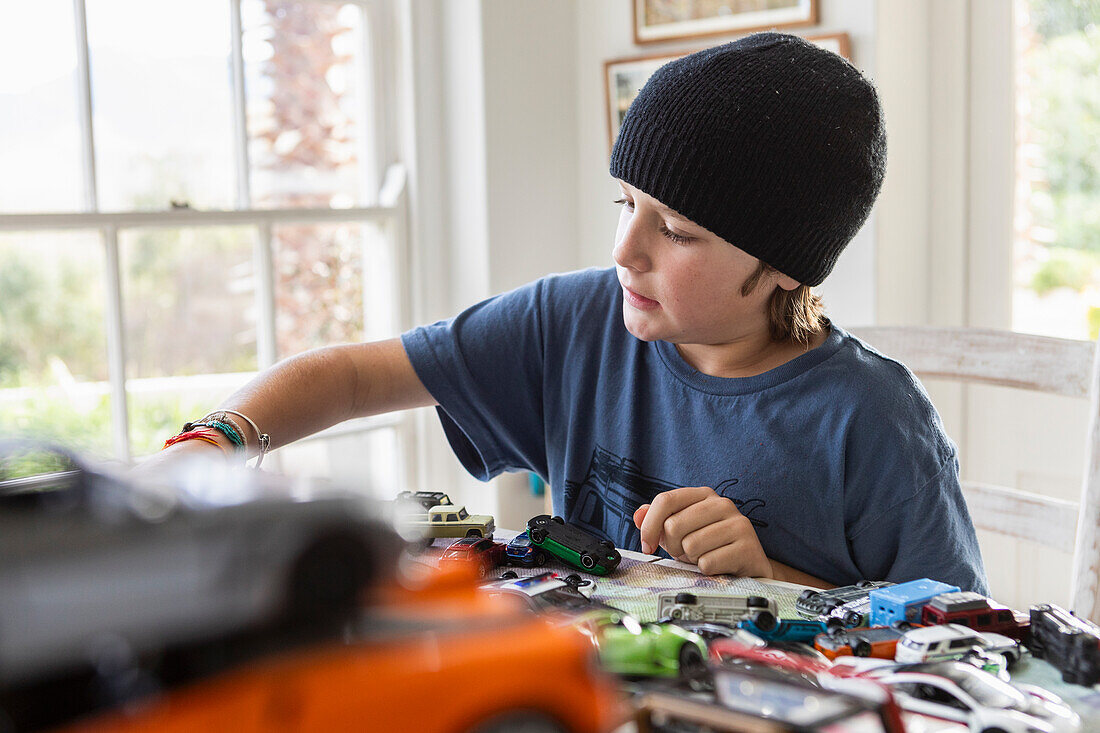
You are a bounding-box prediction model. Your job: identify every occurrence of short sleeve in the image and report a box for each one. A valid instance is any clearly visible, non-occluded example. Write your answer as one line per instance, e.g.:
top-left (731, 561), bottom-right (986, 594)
top-left (848, 453), bottom-right (990, 594)
top-left (401, 279), bottom-right (548, 481)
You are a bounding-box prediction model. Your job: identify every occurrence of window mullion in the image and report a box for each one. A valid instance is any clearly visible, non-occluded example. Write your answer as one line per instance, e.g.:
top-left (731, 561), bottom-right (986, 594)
top-left (102, 225), bottom-right (131, 461)
top-left (255, 222), bottom-right (276, 369)
top-left (72, 0), bottom-right (97, 211)
top-left (229, 0), bottom-right (252, 209)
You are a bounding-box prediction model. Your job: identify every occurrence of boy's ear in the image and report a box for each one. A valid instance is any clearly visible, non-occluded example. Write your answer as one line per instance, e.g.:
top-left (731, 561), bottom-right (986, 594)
top-left (776, 272), bottom-right (801, 291)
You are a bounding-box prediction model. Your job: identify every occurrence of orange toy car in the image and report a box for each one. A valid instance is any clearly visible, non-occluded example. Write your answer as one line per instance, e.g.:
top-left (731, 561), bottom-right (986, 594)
top-left (55, 564), bottom-right (625, 733)
top-left (813, 624), bottom-right (920, 661)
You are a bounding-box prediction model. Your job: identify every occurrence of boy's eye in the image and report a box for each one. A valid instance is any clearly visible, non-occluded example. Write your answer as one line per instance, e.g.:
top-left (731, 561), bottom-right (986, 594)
top-left (660, 226), bottom-right (691, 244)
top-left (614, 197), bottom-right (693, 244)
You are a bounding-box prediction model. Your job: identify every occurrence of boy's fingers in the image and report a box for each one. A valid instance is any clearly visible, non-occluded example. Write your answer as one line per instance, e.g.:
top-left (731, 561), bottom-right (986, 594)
top-left (638, 486), bottom-right (714, 556)
top-left (633, 504), bottom-right (649, 529)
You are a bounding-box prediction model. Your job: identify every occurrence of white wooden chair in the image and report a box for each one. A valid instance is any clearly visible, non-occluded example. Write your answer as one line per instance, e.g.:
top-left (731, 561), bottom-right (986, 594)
top-left (850, 326), bottom-right (1100, 622)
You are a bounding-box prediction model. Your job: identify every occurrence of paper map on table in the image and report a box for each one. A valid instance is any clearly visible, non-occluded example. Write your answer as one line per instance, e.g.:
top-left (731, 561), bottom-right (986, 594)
top-left (414, 530), bottom-right (803, 622)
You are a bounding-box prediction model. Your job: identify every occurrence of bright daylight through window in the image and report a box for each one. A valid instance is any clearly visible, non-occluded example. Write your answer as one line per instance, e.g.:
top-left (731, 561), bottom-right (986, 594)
top-left (1013, 0), bottom-right (1100, 339)
top-left (0, 0), bottom-right (405, 493)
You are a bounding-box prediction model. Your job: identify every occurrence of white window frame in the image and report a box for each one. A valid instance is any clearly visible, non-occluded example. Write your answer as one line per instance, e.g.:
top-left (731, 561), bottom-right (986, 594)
top-left (0, 0), bottom-right (415, 482)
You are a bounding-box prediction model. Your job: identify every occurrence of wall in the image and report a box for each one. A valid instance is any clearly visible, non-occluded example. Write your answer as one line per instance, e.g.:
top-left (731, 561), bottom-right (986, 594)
top-left (575, 0), bottom-right (879, 326)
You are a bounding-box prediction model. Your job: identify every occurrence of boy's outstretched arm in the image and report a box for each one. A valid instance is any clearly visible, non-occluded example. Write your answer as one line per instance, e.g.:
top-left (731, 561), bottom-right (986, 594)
top-left (142, 338), bottom-right (436, 466)
top-left (634, 486), bottom-right (833, 589)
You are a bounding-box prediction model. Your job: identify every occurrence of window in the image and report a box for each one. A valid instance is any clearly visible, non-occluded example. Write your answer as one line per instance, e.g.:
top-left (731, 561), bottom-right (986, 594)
top-left (1012, 0), bottom-right (1100, 338)
top-left (0, 0), bottom-right (410, 496)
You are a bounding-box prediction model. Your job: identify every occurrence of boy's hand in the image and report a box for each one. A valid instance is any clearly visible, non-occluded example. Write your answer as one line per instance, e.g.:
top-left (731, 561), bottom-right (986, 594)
top-left (633, 486), bottom-right (772, 578)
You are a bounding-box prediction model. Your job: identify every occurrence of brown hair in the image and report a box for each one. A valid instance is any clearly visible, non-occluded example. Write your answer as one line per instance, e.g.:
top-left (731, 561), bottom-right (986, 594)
top-left (740, 261), bottom-right (828, 346)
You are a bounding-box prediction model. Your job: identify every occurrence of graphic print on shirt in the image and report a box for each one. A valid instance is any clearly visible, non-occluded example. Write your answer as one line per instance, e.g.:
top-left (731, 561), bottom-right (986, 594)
top-left (563, 445), bottom-right (767, 550)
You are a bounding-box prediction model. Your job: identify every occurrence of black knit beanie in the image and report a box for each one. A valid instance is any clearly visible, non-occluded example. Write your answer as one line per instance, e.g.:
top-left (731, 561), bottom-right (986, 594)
top-left (609, 32), bottom-right (887, 287)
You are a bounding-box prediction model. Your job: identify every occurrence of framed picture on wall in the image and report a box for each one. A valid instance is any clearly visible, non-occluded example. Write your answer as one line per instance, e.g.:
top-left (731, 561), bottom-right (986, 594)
top-left (633, 0), bottom-right (818, 45)
top-left (604, 32), bottom-right (851, 151)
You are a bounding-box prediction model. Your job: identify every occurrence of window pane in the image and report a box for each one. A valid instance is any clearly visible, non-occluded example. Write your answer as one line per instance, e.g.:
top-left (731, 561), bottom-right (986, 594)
top-left (86, 0), bottom-right (236, 211)
top-left (120, 226), bottom-right (258, 377)
top-left (243, 0), bottom-right (367, 207)
top-left (0, 1), bottom-right (85, 213)
top-left (277, 427), bottom-right (401, 499)
top-left (120, 227), bottom-right (258, 454)
top-left (1013, 0), bottom-right (1100, 338)
top-left (0, 232), bottom-right (112, 456)
top-left (273, 222), bottom-right (382, 358)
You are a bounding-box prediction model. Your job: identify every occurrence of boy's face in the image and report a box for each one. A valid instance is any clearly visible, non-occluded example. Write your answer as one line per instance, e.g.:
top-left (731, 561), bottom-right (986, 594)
top-left (612, 180), bottom-right (798, 346)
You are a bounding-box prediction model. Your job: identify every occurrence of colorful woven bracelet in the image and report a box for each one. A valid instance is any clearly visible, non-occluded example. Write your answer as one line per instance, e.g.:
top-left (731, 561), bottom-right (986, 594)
top-left (183, 420), bottom-right (245, 452)
top-left (163, 428), bottom-right (231, 457)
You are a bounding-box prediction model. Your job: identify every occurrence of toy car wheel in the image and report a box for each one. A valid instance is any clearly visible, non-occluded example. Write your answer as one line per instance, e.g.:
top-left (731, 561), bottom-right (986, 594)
top-left (286, 534), bottom-right (371, 624)
top-left (535, 551), bottom-right (548, 565)
top-left (752, 610), bottom-right (778, 633)
top-left (564, 573), bottom-right (592, 588)
top-left (856, 580), bottom-right (875, 588)
top-left (798, 589), bottom-right (817, 601)
top-left (825, 617), bottom-right (845, 635)
top-left (530, 515), bottom-right (551, 528)
top-left (465, 529), bottom-right (483, 538)
top-left (852, 640), bottom-right (873, 657)
top-left (821, 599), bottom-right (840, 613)
top-left (678, 643), bottom-right (706, 680)
top-left (843, 610), bottom-right (863, 627)
top-left (529, 527), bottom-right (547, 544)
top-left (499, 570), bottom-right (519, 580)
top-left (580, 553), bottom-right (597, 570)
top-left (551, 516), bottom-right (566, 524)
top-left (746, 595), bottom-right (769, 608)
top-left (670, 608), bottom-right (684, 620)
top-left (891, 620), bottom-right (914, 631)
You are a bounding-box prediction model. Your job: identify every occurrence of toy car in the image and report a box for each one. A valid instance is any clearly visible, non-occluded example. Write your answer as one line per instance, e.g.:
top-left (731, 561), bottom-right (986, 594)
top-left (737, 611), bottom-right (829, 644)
top-left (1027, 603), bottom-right (1100, 686)
top-left (403, 504), bottom-right (494, 540)
top-left (0, 450), bottom-right (401, 689)
top-left (592, 613), bottom-right (707, 682)
top-left (439, 537), bottom-right (506, 577)
top-left (796, 580), bottom-right (894, 621)
top-left (814, 624), bottom-right (915, 660)
top-left (868, 578), bottom-right (959, 627)
top-left (864, 665), bottom-right (1080, 733)
top-left (921, 590), bottom-right (1029, 639)
top-left (526, 515), bottom-right (621, 575)
top-left (656, 591), bottom-right (776, 625)
top-left (709, 650), bottom-right (906, 733)
top-left (503, 531), bottom-right (549, 567)
top-left (894, 623), bottom-right (1022, 666)
top-left (31, 563), bottom-right (626, 733)
top-left (395, 490), bottom-right (452, 512)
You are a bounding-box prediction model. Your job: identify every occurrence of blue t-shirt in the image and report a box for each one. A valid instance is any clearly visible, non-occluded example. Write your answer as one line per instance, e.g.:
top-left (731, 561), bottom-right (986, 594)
top-left (401, 267), bottom-right (989, 593)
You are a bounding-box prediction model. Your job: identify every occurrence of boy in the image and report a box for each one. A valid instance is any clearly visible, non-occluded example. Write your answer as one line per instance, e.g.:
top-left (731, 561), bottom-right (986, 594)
top-left (154, 33), bottom-right (988, 593)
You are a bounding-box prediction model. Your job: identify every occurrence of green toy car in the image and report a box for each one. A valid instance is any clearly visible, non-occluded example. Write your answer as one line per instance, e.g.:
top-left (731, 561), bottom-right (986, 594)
top-left (526, 515), bottom-right (621, 575)
top-left (593, 613), bottom-right (707, 682)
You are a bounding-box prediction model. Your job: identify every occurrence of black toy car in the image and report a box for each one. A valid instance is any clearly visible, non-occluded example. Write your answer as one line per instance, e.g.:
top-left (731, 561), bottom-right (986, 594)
top-left (395, 490), bottom-right (452, 512)
top-left (1027, 603), bottom-right (1100, 686)
top-left (796, 581), bottom-right (894, 620)
top-left (526, 515), bottom-right (621, 575)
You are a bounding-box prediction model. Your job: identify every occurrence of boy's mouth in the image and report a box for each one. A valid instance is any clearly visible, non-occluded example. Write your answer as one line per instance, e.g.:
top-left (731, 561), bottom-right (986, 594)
top-left (622, 285), bottom-right (660, 310)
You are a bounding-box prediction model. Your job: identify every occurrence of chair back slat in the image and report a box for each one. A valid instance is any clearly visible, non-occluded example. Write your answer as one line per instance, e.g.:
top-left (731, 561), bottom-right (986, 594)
top-left (851, 326), bottom-right (1093, 397)
top-left (962, 481), bottom-right (1078, 554)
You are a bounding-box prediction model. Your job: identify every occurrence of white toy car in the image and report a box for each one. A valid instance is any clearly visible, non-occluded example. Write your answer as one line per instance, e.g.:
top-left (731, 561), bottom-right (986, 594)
top-left (656, 591), bottom-right (776, 625)
top-left (869, 663), bottom-right (1080, 733)
top-left (895, 623), bottom-right (1022, 665)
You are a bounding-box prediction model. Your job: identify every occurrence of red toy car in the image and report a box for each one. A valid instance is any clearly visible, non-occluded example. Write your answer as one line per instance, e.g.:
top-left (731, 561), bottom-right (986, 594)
top-left (921, 591), bottom-right (1029, 640)
top-left (439, 537), bottom-right (506, 577)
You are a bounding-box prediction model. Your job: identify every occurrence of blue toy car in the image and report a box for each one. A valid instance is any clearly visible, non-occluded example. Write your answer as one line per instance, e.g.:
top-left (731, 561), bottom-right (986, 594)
top-left (738, 611), bottom-right (829, 643)
top-left (505, 531), bottom-right (549, 567)
top-left (869, 578), bottom-right (959, 627)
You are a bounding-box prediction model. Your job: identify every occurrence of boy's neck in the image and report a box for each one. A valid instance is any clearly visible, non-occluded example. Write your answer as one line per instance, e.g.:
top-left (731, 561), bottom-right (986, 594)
top-left (674, 327), bottom-right (829, 379)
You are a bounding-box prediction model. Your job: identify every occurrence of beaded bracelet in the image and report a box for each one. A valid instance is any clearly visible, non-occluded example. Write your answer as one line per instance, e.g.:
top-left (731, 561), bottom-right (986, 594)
top-left (184, 419), bottom-right (245, 451)
top-left (195, 409), bottom-right (271, 468)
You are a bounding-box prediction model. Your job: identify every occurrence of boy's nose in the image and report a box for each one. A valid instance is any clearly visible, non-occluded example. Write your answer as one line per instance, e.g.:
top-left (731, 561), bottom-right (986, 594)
top-left (612, 219), bottom-right (652, 272)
